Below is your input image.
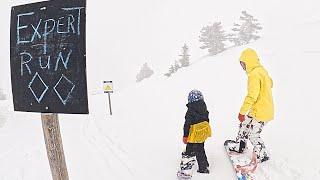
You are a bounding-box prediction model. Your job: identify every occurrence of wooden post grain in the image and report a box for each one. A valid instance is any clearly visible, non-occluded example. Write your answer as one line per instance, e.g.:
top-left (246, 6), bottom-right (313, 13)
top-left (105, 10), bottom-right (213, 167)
top-left (41, 113), bottom-right (69, 180)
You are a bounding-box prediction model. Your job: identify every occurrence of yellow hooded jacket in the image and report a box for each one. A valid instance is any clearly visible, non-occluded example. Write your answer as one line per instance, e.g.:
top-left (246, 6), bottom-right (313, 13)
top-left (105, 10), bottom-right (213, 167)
top-left (239, 48), bottom-right (274, 122)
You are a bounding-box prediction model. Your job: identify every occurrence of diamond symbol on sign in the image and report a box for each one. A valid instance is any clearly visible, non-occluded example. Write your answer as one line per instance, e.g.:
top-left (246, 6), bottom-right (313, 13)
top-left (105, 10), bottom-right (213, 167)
top-left (28, 72), bottom-right (49, 103)
top-left (53, 74), bottom-right (75, 105)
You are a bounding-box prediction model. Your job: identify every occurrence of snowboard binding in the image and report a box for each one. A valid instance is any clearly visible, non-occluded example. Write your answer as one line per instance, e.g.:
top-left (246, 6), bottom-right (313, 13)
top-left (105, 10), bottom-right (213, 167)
top-left (225, 140), bottom-right (247, 153)
top-left (177, 152), bottom-right (196, 179)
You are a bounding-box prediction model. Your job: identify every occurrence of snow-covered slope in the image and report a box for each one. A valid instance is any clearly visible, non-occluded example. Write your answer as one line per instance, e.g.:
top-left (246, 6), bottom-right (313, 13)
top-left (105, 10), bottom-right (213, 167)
top-left (1, 0), bottom-right (320, 179)
top-left (1, 22), bottom-right (320, 179)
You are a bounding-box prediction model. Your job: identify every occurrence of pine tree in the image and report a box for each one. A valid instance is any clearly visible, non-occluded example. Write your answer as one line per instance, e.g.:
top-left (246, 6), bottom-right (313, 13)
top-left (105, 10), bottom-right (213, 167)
top-left (199, 22), bottom-right (227, 55)
top-left (227, 30), bottom-right (242, 46)
top-left (179, 44), bottom-right (190, 67)
top-left (164, 44), bottom-right (190, 78)
top-left (136, 63), bottom-right (154, 82)
top-left (164, 72), bottom-right (171, 77)
top-left (229, 11), bottom-right (262, 46)
top-left (170, 64), bottom-right (176, 73)
top-left (164, 64), bottom-right (176, 77)
top-left (174, 60), bottom-right (180, 71)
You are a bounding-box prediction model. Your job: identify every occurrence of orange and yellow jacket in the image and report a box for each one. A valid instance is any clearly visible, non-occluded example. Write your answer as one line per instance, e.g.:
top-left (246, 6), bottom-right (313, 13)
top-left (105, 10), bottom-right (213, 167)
top-left (239, 48), bottom-right (274, 122)
top-left (184, 100), bottom-right (212, 143)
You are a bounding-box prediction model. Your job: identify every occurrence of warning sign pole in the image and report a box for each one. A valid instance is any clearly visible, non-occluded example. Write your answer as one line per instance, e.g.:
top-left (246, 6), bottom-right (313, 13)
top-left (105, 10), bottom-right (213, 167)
top-left (103, 81), bottom-right (113, 116)
top-left (108, 92), bottom-right (112, 115)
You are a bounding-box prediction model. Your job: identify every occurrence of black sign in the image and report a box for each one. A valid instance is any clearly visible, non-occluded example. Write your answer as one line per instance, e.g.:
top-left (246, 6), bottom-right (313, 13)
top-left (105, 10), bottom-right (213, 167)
top-left (10, 0), bottom-right (88, 114)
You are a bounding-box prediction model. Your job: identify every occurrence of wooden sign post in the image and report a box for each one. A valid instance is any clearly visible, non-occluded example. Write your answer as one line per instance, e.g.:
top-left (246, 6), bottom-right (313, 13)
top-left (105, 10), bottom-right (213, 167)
top-left (103, 81), bottom-right (113, 115)
top-left (42, 113), bottom-right (69, 180)
top-left (10, 1), bottom-right (88, 179)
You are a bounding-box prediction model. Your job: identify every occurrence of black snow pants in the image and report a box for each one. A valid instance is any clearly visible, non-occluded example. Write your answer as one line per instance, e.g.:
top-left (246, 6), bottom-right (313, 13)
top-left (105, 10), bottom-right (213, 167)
top-left (185, 143), bottom-right (209, 170)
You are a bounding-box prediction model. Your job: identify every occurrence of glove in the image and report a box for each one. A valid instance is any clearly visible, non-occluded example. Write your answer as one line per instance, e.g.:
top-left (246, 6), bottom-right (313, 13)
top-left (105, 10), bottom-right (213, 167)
top-left (183, 137), bottom-right (188, 144)
top-left (238, 113), bottom-right (245, 123)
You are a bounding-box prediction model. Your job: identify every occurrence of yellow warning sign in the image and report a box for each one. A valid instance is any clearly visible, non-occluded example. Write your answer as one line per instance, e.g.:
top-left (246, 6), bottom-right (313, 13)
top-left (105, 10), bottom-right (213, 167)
top-left (103, 81), bottom-right (113, 93)
top-left (104, 85), bottom-right (112, 92)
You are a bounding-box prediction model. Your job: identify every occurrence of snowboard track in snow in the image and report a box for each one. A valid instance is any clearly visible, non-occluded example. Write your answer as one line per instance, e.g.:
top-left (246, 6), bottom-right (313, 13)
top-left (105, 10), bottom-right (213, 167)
top-left (81, 116), bottom-right (136, 179)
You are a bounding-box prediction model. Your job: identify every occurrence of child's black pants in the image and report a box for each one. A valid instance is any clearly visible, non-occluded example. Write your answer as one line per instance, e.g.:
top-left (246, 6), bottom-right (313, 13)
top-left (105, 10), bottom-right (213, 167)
top-left (185, 143), bottom-right (209, 170)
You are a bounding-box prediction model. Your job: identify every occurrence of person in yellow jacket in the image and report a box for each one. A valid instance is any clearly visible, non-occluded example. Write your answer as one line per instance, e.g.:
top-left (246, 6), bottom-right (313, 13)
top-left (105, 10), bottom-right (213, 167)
top-left (229, 48), bottom-right (274, 164)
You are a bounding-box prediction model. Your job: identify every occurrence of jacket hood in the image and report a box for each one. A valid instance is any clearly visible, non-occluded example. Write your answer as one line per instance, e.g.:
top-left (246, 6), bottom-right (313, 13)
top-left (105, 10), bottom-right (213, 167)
top-left (239, 48), bottom-right (261, 73)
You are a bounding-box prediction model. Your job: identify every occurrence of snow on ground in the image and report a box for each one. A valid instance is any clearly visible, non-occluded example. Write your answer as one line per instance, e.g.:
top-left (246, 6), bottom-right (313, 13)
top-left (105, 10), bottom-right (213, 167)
top-left (1, 0), bottom-right (320, 179)
top-left (1, 24), bottom-right (320, 179)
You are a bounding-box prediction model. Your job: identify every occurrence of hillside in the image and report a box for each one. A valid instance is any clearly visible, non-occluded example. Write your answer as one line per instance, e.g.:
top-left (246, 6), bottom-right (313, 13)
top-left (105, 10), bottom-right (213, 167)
top-left (1, 31), bottom-right (320, 178)
top-left (1, 0), bottom-right (320, 179)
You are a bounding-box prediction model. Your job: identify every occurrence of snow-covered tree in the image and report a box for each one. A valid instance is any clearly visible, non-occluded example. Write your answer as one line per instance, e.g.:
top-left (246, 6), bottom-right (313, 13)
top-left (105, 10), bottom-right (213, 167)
top-left (179, 44), bottom-right (190, 67)
top-left (164, 44), bottom-right (191, 78)
top-left (136, 63), bottom-right (154, 82)
top-left (174, 60), bottom-right (180, 71)
top-left (199, 22), bottom-right (227, 55)
top-left (226, 33), bottom-right (242, 47)
top-left (229, 11), bottom-right (262, 46)
top-left (164, 65), bottom-right (176, 77)
top-left (164, 72), bottom-right (171, 77)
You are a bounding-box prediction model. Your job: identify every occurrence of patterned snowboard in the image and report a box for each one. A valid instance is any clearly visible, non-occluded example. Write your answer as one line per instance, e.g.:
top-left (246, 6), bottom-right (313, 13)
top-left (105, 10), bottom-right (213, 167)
top-left (177, 152), bottom-right (195, 180)
top-left (177, 170), bottom-right (192, 180)
top-left (224, 140), bottom-right (256, 180)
